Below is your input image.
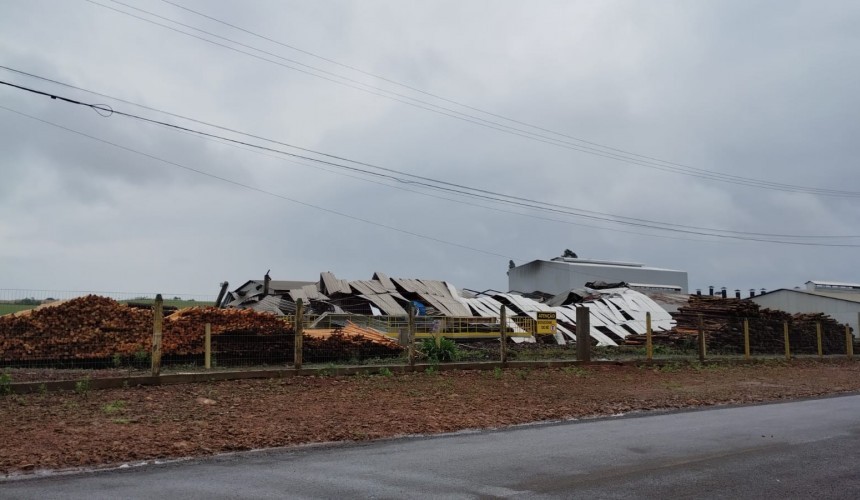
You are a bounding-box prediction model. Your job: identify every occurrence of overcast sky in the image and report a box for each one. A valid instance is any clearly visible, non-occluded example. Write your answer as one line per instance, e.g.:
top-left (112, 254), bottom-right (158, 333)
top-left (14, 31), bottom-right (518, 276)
top-left (1, 0), bottom-right (858, 298)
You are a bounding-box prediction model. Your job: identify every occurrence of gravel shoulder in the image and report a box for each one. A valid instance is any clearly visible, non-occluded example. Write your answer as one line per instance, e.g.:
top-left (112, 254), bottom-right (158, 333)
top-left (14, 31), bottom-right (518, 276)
top-left (2, 359), bottom-right (859, 477)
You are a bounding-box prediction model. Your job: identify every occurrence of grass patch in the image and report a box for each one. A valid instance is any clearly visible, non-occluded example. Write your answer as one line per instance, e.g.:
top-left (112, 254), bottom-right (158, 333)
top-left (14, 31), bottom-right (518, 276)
top-left (0, 372), bottom-right (12, 396)
top-left (562, 365), bottom-right (590, 377)
top-left (0, 304), bottom-right (36, 316)
top-left (74, 378), bottom-right (91, 396)
top-left (102, 400), bottom-right (125, 414)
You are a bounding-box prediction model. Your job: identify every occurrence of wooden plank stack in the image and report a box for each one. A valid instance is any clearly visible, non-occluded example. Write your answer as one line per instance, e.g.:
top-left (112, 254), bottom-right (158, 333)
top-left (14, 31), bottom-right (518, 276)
top-left (625, 296), bottom-right (850, 354)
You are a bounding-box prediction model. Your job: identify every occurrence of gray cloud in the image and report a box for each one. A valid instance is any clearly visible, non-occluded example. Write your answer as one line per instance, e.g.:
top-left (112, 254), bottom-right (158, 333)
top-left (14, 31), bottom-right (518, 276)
top-left (0, 0), bottom-right (858, 297)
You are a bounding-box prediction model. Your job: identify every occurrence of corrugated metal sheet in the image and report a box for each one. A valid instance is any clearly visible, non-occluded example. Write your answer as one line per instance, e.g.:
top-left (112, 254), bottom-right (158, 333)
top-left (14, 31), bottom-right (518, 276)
top-left (319, 272), bottom-right (351, 296)
top-left (359, 293), bottom-right (408, 316)
top-left (372, 272), bottom-right (397, 292)
top-left (246, 295), bottom-right (286, 316)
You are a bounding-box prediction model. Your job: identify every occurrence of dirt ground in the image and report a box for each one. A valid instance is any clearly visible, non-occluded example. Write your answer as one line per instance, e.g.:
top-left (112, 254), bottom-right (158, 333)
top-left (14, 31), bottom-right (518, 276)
top-left (2, 359), bottom-right (860, 477)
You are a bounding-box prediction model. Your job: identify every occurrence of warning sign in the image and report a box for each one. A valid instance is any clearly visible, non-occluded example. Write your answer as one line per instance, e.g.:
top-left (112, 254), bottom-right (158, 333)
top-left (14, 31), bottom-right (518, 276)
top-left (536, 311), bottom-right (557, 335)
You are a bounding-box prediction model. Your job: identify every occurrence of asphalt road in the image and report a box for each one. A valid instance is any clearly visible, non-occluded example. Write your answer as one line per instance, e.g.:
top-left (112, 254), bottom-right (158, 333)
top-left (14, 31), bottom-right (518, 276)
top-left (4, 395), bottom-right (860, 499)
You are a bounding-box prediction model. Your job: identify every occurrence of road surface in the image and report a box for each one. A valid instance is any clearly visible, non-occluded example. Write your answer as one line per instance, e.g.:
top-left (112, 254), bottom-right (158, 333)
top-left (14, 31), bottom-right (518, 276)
top-left (4, 394), bottom-right (860, 499)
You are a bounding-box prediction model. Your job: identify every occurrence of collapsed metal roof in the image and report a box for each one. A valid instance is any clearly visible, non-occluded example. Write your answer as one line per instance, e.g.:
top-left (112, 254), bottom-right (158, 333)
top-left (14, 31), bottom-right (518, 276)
top-left (222, 272), bottom-right (675, 347)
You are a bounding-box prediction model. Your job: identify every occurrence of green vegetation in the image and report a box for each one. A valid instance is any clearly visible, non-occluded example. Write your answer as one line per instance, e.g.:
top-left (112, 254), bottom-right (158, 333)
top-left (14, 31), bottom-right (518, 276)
top-left (421, 337), bottom-right (459, 362)
top-left (0, 304), bottom-right (37, 316)
top-left (493, 366), bottom-right (503, 379)
top-left (562, 365), bottom-right (590, 377)
top-left (74, 378), bottom-right (91, 396)
top-left (133, 348), bottom-right (150, 366)
top-left (102, 401), bottom-right (125, 414)
top-left (377, 367), bottom-right (393, 377)
top-left (121, 298), bottom-right (214, 309)
top-left (0, 372), bottom-right (12, 396)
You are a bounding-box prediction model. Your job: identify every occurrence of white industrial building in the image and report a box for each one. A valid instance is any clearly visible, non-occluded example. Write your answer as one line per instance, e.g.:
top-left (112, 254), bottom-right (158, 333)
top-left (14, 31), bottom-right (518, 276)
top-left (750, 281), bottom-right (860, 337)
top-left (508, 256), bottom-right (689, 295)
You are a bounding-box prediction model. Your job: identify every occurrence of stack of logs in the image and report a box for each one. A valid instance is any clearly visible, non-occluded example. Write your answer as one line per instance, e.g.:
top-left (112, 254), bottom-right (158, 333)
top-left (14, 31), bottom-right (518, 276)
top-left (0, 295), bottom-right (402, 365)
top-left (625, 296), bottom-right (851, 354)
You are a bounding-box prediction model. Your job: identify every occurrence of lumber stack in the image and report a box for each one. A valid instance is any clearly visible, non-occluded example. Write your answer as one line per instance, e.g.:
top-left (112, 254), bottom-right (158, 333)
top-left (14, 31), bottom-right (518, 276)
top-left (303, 321), bottom-right (403, 362)
top-left (0, 295), bottom-right (152, 361)
top-left (165, 307), bottom-right (291, 356)
top-left (625, 296), bottom-right (849, 354)
top-left (0, 296), bottom-right (402, 365)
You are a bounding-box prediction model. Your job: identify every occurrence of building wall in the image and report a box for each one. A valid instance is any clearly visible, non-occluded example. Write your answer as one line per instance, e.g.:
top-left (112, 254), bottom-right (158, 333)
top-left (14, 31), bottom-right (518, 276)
top-left (508, 260), bottom-right (688, 295)
top-left (751, 290), bottom-right (860, 337)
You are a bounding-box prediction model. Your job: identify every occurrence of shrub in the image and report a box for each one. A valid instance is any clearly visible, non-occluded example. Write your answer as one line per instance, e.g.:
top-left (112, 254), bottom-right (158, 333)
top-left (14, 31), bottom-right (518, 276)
top-left (0, 373), bottom-right (11, 396)
top-left (421, 337), bottom-right (459, 362)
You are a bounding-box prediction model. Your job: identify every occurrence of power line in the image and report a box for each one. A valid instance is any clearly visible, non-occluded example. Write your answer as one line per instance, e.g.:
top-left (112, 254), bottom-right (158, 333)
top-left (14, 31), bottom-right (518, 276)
top-left (0, 104), bottom-right (522, 261)
top-left (2, 68), bottom-right (857, 242)
top-left (80, 0), bottom-right (860, 198)
top-left (3, 77), bottom-right (859, 246)
top-left (159, 0), bottom-right (857, 197)
top-left (157, 115), bottom-right (731, 244)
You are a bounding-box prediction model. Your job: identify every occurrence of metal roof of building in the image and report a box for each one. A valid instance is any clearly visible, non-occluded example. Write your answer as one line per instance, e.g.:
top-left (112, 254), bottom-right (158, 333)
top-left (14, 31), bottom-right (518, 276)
top-left (756, 288), bottom-right (860, 304)
top-left (319, 272), bottom-right (351, 296)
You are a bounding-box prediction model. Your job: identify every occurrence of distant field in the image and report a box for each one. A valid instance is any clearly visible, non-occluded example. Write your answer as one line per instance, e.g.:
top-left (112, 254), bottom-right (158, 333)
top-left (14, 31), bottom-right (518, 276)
top-left (120, 299), bottom-right (215, 309)
top-left (0, 304), bottom-right (35, 316)
top-left (0, 299), bottom-right (215, 316)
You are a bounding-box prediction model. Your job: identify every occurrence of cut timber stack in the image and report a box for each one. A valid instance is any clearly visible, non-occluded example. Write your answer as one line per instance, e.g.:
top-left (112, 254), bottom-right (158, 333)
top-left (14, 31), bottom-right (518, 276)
top-left (0, 296), bottom-right (402, 365)
top-left (165, 307), bottom-right (292, 359)
top-left (0, 295), bottom-right (152, 361)
top-left (303, 321), bottom-right (403, 362)
top-left (625, 296), bottom-right (848, 354)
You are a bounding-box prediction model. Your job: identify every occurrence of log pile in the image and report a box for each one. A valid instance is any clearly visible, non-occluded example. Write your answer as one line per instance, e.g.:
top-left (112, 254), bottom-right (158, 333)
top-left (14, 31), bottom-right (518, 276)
top-left (303, 321), bottom-right (404, 362)
top-left (165, 307), bottom-right (291, 356)
top-left (624, 296), bottom-right (850, 354)
top-left (0, 295), bottom-right (152, 361)
top-left (0, 296), bottom-right (402, 365)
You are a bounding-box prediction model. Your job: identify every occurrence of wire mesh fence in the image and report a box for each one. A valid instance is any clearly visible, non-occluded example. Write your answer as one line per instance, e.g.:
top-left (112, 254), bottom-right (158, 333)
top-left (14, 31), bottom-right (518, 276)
top-left (0, 291), bottom-right (856, 386)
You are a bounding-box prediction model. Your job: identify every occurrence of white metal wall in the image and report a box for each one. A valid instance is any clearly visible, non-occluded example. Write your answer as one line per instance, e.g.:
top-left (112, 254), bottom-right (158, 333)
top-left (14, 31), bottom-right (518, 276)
top-left (508, 260), bottom-right (688, 295)
top-left (751, 290), bottom-right (860, 337)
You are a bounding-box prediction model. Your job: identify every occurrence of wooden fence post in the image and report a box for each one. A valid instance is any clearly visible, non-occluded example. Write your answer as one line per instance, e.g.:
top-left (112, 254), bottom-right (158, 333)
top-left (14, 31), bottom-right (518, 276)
top-left (743, 318), bottom-right (751, 360)
top-left (204, 323), bottom-right (212, 369)
top-left (500, 305), bottom-right (508, 365)
top-left (575, 306), bottom-right (591, 363)
top-left (846, 325), bottom-right (854, 360)
top-left (645, 311), bottom-right (653, 362)
top-left (151, 294), bottom-right (163, 376)
top-left (816, 321), bottom-right (823, 359)
top-left (698, 314), bottom-right (706, 363)
top-left (408, 305), bottom-right (416, 370)
top-left (294, 299), bottom-right (304, 370)
top-left (784, 321), bottom-right (791, 361)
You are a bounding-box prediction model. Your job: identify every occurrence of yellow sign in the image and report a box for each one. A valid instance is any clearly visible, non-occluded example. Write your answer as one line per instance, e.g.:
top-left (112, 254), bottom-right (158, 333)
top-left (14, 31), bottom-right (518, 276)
top-left (536, 311), bottom-right (557, 335)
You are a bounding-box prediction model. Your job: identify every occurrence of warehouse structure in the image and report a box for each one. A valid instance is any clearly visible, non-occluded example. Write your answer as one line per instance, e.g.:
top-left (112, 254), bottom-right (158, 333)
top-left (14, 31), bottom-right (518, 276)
top-left (508, 256), bottom-right (689, 295)
top-left (220, 270), bottom-right (676, 346)
top-left (750, 281), bottom-right (860, 337)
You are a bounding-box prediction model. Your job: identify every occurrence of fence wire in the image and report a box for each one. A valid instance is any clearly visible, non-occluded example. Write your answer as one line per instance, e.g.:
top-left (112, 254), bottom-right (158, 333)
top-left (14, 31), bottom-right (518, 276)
top-left (1, 295), bottom-right (856, 385)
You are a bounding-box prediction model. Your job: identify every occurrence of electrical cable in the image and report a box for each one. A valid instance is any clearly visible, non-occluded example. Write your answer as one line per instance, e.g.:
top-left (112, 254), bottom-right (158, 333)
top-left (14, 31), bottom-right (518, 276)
top-left (79, 0), bottom-right (860, 198)
top-left (0, 104), bottom-right (521, 261)
top-left (3, 78), bottom-right (859, 246)
top-left (2, 69), bottom-right (857, 241)
top-left (158, 0), bottom-right (859, 197)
